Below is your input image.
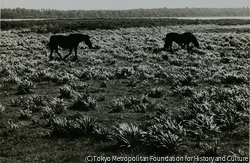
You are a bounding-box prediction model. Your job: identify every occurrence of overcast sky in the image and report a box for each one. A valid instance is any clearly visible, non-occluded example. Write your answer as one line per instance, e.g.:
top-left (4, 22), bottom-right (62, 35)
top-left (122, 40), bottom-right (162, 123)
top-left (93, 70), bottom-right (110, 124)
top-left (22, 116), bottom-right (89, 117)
top-left (1, 0), bottom-right (250, 10)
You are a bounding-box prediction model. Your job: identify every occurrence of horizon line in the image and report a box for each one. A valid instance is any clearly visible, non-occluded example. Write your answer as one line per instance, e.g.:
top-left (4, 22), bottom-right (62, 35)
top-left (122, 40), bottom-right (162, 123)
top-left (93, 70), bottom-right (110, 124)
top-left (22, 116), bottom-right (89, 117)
top-left (2, 6), bottom-right (249, 11)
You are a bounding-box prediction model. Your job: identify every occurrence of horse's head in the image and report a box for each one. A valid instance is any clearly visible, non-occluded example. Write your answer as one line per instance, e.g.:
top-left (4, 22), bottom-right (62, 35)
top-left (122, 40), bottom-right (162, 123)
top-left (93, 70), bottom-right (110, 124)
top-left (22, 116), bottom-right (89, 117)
top-left (83, 35), bottom-right (93, 49)
top-left (193, 39), bottom-right (199, 48)
top-left (190, 33), bottom-right (199, 48)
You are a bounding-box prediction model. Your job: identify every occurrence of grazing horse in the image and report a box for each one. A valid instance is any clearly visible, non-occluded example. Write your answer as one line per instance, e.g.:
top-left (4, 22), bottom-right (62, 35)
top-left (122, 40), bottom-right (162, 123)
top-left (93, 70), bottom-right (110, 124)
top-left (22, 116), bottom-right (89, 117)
top-left (164, 32), bottom-right (199, 52)
top-left (48, 34), bottom-right (92, 61)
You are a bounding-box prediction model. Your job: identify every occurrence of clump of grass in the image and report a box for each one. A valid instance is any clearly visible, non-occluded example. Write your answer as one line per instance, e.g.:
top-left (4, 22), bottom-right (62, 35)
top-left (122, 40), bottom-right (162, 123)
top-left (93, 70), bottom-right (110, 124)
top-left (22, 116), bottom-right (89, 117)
top-left (214, 106), bottom-right (244, 132)
top-left (19, 109), bottom-right (32, 120)
top-left (0, 104), bottom-right (5, 114)
top-left (30, 94), bottom-right (46, 106)
top-left (121, 94), bottom-right (149, 108)
top-left (59, 85), bottom-right (75, 98)
top-left (146, 115), bottom-right (186, 154)
top-left (24, 94), bottom-right (46, 112)
top-left (50, 98), bottom-right (66, 114)
top-left (200, 138), bottom-right (220, 157)
top-left (222, 73), bottom-right (248, 84)
top-left (115, 67), bottom-right (135, 79)
top-left (3, 73), bottom-right (22, 84)
top-left (186, 113), bottom-right (221, 139)
top-left (169, 57), bottom-right (183, 66)
top-left (133, 103), bottom-right (147, 113)
top-left (110, 97), bottom-right (125, 113)
top-left (70, 82), bottom-right (88, 90)
top-left (132, 98), bottom-right (156, 113)
top-left (113, 123), bottom-right (145, 149)
top-left (126, 77), bottom-right (137, 87)
top-left (24, 99), bottom-right (40, 112)
top-left (179, 74), bottom-right (195, 86)
top-left (97, 92), bottom-right (106, 101)
top-left (230, 149), bottom-right (248, 157)
top-left (49, 114), bottom-right (95, 137)
top-left (16, 79), bottom-right (35, 94)
top-left (10, 96), bottom-right (24, 107)
top-left (70, 94), bottom-right (98, 111)
top-left (52, 72), bottom-right (78, 84)
top-left (146, 124), bottom-right (183, 154)
top-left (100, 81), bottom-right (107, 87)
top-left (42, 106), bottom-right (56, 118)
top-left (162, 54), bottom-right (169, 60)
top-left (8, 120), bottom-right (19, 132)
top-left (148, 87), bottom-right (163, 98)
top-left (172, 86), bottom-right (194, 97)
top-left (94, 125), bottom-right (112, 141)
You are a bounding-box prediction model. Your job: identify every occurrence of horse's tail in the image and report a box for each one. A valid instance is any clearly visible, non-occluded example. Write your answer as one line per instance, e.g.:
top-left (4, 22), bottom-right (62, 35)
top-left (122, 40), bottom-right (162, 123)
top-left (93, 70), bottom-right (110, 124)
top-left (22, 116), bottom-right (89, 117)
top-left (189, 33), bottom-right (199, 48)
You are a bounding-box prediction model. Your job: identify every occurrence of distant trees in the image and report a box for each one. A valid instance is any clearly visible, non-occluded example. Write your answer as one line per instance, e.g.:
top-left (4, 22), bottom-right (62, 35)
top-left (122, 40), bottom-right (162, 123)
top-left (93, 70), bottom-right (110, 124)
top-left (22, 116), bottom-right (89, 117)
top-left (1, 7), bottom-right (249, 19)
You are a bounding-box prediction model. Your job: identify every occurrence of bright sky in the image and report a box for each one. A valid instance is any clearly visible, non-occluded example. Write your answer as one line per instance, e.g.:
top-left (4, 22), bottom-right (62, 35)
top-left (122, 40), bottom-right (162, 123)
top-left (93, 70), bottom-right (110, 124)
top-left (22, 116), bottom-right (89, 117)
top-left (1, 0), bottom-right (250, 10)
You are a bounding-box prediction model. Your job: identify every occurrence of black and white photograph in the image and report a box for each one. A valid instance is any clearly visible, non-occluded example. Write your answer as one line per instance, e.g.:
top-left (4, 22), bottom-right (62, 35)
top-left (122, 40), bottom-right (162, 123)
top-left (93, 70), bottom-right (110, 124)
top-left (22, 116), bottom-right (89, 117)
top-left (1, 0), bottom-right (249, 162)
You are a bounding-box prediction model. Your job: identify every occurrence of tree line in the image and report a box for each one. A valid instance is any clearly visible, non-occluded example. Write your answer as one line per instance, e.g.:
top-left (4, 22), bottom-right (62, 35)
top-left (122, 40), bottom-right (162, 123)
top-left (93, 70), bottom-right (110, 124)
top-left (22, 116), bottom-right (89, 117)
top-left (1, 7), bottom-right (249, 19)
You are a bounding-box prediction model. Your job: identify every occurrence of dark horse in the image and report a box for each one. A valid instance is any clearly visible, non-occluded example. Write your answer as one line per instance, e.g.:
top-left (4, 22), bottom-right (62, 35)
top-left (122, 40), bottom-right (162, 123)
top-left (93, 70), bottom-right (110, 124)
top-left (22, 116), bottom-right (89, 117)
top-left (48, 34), bottom-right (92, 61)
top-left (164, 32), bottom-right (199, 52)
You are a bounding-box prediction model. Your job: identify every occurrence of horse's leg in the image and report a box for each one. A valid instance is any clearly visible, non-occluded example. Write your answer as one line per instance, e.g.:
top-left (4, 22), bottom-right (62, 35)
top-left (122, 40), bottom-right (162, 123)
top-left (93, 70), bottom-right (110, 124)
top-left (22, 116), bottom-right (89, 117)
top-left (50, 49), bottom-right (54, 60)
top-left (187, 43), bottom-right (190, 51)
top-left (72, 46), bottom-right (78, 61)
top-left (51, 46), bottom-right (63, 60)
top-left (181, 43), bottom-right (186, 49)
top-left (169, 42), bottom-right (174, 53)
top-left (63, 48), bottom-right (73, 60)
top-left (55, 47), bottom-right (63, 60)
top-left (164, 42), bottom-right (168, 49)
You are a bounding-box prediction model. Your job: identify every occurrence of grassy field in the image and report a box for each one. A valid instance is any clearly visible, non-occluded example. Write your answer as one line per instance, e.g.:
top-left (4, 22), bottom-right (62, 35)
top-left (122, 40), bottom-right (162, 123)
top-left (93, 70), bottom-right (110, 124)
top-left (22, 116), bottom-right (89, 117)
top-left (0, 22), bottom-right (249, 162)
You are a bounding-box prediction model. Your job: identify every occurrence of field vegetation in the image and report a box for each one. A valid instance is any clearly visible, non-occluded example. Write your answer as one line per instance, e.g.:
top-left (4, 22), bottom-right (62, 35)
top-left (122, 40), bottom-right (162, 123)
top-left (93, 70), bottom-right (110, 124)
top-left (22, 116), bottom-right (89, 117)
top-left (0, 19), bottom-right (249, 162)
top-left (2, 7), bottom-right (249, 19)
